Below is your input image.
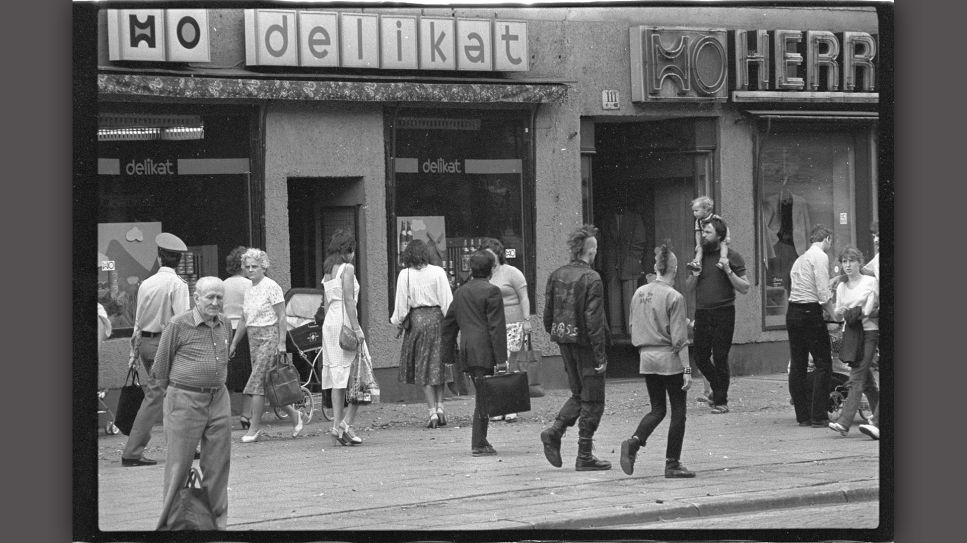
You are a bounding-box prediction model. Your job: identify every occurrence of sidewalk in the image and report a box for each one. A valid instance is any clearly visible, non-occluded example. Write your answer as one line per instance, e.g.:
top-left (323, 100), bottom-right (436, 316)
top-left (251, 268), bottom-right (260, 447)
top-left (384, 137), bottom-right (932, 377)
top-left (95, 373), bottom-right (880, 532)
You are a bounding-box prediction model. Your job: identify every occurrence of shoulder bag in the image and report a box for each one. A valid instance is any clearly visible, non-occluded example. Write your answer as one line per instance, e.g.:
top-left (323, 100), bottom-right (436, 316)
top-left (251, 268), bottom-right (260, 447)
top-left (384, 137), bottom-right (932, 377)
top-left (115, 363), bottom-right (145, 436)
top-left (263, 353), bottom-right (303, 407)
top-left (158, 467), bottom-right (217, 531)
top-left (400, 269), bottom-right (413, 332)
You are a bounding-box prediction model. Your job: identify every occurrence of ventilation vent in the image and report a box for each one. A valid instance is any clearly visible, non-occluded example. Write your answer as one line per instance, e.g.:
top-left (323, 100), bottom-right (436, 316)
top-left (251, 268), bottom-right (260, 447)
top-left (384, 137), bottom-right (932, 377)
top-left (397, 117), bottom-right (481, 131)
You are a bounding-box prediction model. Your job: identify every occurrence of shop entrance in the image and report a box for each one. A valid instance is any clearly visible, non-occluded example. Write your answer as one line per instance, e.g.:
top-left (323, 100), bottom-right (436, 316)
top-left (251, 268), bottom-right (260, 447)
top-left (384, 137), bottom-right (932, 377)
top-left (287, 177), bottom-right (361, 290)
top-left (588, 119), bottom-right (715, 372)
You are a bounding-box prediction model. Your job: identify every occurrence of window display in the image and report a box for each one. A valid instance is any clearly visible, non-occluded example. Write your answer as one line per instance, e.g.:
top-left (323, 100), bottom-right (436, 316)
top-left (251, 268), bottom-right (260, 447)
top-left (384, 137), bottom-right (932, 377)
top-left (757, 125), bottom-right (875, 329)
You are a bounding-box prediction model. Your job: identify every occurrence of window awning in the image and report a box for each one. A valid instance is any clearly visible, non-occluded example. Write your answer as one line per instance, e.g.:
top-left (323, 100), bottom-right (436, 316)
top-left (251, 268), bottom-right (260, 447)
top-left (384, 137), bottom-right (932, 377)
top-left (742, 109), bottom-right (879, 121)
top-left (98, 73), bottom-right (569, 104)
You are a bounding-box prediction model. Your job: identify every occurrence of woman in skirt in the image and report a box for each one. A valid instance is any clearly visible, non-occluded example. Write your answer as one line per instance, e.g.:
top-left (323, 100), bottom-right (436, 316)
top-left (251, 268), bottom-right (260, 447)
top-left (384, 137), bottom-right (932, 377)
top-left (390, 239), bottom-right (453, 428)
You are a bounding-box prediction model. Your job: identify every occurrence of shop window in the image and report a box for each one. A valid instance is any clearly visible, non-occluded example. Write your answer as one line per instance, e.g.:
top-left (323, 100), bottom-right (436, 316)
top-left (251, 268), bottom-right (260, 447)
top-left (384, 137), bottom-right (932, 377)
top-left (757, 124), bottom-right (875, 329)
top-left (389, 109), bottom-right (533, 308)
top-left (97, 108), bottom-right (254, 336)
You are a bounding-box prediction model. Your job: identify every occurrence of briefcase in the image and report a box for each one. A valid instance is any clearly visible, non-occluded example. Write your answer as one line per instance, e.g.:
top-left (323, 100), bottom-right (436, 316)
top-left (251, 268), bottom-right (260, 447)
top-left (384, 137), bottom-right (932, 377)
top-left (115, 365), bottom-right (145, 436)
top-left (475, 369), bottom-right (531, 418)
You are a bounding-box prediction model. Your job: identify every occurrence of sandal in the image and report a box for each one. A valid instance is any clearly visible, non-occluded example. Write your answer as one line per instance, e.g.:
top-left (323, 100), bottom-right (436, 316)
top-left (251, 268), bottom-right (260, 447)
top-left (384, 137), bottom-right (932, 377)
top-left (710, 404), bottom-right (730, 414)
top-left (239, 416), bottom-right (251, 430)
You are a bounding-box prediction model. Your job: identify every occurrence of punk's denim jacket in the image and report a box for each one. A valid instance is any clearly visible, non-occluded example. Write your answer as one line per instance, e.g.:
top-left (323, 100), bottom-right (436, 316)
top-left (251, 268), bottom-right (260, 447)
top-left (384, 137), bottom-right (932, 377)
top-left (542, 259), bottom-right (611, 367)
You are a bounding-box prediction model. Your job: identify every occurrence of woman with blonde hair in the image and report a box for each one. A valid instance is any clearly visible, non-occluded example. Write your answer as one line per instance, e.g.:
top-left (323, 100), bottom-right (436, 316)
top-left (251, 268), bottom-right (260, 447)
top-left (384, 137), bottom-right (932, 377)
top-left (319, 230), bottom-right (367, 445)
top-left (229, 248), bottom-right (303, 442)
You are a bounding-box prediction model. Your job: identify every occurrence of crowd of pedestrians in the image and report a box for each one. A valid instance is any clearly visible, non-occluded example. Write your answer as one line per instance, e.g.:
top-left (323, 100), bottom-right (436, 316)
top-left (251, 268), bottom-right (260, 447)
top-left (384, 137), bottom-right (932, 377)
top-left (105, 198), bottom-right (881, 530)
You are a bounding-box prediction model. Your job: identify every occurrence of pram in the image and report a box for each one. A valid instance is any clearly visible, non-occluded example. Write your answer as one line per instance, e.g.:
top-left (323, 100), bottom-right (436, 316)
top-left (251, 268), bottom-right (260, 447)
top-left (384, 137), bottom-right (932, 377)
top-left (273, 288), bottom-right (333, 423)
top-left (792, 323), bottom-right (875, 424)
top-left (98, 389), bottom-right (120, 435)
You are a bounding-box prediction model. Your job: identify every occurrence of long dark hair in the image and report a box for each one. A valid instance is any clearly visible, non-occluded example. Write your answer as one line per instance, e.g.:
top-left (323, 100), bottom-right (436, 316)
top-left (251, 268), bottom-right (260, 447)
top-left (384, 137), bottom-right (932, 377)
top-left (323, 230), bottom-right (356, 275)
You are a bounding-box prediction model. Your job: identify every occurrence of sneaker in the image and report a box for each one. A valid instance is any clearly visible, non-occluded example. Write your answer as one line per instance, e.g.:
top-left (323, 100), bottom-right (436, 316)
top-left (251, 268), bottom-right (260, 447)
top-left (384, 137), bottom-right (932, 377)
top-left (858, 424), bottom-right (879, 440)
top-left (665, 460), bottom-right (696, 478)
top-left (828, 421), bottom-right (848, 436)
top-left (504, 413), bottom-right (518, 423)
top-left (710, 404), bottom-right (729, 414)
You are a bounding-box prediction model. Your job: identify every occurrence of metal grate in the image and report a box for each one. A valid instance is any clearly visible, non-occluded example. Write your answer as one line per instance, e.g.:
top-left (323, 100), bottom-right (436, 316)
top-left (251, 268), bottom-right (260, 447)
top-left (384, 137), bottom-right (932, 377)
top-left (396, 117), bottom-right (481, 131)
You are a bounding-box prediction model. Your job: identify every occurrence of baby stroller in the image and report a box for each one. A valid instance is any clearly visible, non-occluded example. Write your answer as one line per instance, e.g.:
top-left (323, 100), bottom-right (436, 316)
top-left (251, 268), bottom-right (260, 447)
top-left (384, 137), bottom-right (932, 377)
top-left (275, 288), bottom-right (333, 423)
top-left (98, 389), bottom-right (120, 435)
top-left (794, 324), bottom-right (874, 424)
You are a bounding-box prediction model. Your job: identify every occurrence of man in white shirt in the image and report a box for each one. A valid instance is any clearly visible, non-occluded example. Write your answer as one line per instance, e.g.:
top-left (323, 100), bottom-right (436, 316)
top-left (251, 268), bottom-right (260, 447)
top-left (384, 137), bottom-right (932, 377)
top-left (786, 225), bottom-right (835, 428)
top-left (121, 233), bottom-right (190, 467)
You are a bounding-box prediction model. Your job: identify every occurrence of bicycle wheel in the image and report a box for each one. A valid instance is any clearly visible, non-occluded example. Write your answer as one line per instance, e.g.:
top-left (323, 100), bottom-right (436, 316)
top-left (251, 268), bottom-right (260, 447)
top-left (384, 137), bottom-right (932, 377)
top-left (273, 387), bottom-right (314, 424)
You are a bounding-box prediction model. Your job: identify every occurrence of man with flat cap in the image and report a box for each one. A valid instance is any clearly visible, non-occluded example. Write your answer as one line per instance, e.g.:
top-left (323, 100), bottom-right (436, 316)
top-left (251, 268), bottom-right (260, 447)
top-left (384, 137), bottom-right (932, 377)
top-left (121, 233), bottom-right (191, 467)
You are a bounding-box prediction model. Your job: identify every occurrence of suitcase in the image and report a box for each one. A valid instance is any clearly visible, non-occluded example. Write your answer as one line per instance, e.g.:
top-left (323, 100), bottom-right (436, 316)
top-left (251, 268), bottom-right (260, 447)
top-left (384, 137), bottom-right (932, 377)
top-left (475, 369), bottom-right (531, 417)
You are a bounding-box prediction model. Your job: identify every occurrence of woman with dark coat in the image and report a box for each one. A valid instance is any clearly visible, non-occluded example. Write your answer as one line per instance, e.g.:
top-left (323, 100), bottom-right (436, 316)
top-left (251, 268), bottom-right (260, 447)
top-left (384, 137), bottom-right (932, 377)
top-left (441, 250), bottom-right (507, 456)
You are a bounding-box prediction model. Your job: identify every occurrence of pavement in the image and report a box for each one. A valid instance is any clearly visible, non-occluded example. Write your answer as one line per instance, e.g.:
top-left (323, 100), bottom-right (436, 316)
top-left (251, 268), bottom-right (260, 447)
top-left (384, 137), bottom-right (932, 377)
top-left (94, 373), bottom-right (880, 533)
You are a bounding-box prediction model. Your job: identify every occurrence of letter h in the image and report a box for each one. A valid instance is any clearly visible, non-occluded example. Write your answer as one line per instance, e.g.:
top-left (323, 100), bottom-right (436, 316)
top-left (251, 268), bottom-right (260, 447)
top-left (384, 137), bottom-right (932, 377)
top-left (649, 33), bottom-right (690, 96)
top-left (734, 30), bottom-right (770, 91)
top-left (129, 13), bottom-right (156, 48)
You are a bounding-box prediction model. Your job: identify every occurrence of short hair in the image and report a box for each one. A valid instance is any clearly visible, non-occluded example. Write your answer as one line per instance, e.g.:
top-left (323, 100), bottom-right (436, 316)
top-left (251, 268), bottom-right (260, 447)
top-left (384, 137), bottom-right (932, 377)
top-left (401, 239), bottom-right (429, 268)
top-left (479, 237), bottom-right (506, 265)
top-left (323, 229), bottom-right (356, 274)
top-left (809, 225), bottom-right (833, 243)
top-left (225, 246), bottom-right (247, 275)
top-left (705, 216), bottom-right (728, 242)
top-left (158, 248), bottom-right (182, 269)
top-left (838, 246), bottom-right (865, 264)
top-left (241, 248), bottom-right (270, 270)
top-left (691, 196), bottom-right (714, 210)
top-left (469, 249), bottom-right (495, 278)
top-left (194, 276), bottom-right (224, 296)
top-left (567, 225), bottom-right (599, 261)
top-left (654, 241), bottom-right (677, 276)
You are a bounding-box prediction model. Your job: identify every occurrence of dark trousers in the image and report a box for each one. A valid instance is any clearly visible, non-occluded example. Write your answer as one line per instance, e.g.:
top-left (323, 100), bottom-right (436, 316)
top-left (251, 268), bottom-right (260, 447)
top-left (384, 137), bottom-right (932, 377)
top-left (836, 330), bottom-right (880, 429)
top-left (556, 343), bottom-right (606, 439)
top-left (468, 367), bottom-right (492, 448)
top-left (693, 306), bottom-right (736, 406)
top-left (787, 302), bottom-right (833, 423)
top-left (633, 373), bottom-right (687, 461)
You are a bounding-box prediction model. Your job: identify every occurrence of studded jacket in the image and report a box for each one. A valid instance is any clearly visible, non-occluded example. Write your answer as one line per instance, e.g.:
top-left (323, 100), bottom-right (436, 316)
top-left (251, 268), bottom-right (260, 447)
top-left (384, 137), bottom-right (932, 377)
top-left (542, 259), bottom-right (611, 366)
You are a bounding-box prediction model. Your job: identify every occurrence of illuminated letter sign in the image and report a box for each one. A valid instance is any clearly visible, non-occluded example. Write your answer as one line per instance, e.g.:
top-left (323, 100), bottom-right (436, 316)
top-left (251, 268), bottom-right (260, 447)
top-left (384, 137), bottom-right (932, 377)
top-left (494, 21), bottom-right (528, 71)
top-left (380, 16), bottom-right (418, 70)
top-left (244, 9), bottom-right (298, 66)
top-left (340, 13), bottom-right (379, 69)
top-left (456, 19), bottom-right (493, 71)
top-left (734, 30), bottom-right (770, 91)
top-left (805, 31), bottom-right (840, 91)
top-left (630, 27), bottom-right (728, 101)
top-left (774, 30), bottom-right (805, 90)
top-left (298, 11), bottom-right (339, 67)
top-left (420, 18), bottom-right (456, 70)
top-left (108, 9), bottom-right (209, 62)
top-left (842, 31), bottom-right (876, 91)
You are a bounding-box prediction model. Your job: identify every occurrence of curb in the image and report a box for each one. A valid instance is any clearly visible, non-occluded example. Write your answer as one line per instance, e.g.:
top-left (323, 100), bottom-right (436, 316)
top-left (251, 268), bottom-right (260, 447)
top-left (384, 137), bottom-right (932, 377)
top-left (529, 484), bottom-right (879, 529)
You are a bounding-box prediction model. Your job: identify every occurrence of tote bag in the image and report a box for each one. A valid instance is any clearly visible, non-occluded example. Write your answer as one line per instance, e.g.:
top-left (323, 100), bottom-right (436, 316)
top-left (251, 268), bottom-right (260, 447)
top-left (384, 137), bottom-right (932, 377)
top-left (115, 365), bottom-right (145, 436)
top-left (158, 468), bottom-right (217, 531)
top-left (263, 353), bottom-right (303, 407)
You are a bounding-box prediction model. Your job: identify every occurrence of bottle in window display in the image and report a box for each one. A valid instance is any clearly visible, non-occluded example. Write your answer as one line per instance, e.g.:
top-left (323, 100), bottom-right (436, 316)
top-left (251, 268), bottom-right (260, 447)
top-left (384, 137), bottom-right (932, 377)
top-left (461, 239), bottom-right (471, 271)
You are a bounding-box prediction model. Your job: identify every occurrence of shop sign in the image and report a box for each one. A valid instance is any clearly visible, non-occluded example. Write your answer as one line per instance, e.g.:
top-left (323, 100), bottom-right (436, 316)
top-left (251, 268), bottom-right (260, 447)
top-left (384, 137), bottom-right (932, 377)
top-left (244, 10), bottom-right (528, 71)
top-left (630, 26), bottom-right (876, 102)
top-left (107, 9), bottom-right (210, 62)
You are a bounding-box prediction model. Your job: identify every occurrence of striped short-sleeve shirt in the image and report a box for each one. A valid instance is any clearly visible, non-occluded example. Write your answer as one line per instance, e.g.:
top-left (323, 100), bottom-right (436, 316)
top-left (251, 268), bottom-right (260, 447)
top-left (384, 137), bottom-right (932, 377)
top-left (152, 309), bottom-right (232, 389)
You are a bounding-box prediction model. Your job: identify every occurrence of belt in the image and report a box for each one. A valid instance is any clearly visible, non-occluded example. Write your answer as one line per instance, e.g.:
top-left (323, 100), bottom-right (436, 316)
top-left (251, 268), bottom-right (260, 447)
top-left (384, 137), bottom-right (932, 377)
top-left (141, 331), bottom-right (161, 338)
top-left (169, 382), bottom-right (222, 394)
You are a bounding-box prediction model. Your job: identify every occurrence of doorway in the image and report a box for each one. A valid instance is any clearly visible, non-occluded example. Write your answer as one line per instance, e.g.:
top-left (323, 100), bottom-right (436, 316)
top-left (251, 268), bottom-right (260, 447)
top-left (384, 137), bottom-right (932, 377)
top-left (589, 119), bottom-right (715, 362)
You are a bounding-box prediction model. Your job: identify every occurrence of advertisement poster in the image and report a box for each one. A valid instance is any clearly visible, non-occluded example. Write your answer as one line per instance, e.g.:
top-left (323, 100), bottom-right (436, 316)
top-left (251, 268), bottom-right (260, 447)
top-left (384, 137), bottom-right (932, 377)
top-left (97, 222), bottom-right (162, 329)
top-left (397, 216), bottom-right (446, 266)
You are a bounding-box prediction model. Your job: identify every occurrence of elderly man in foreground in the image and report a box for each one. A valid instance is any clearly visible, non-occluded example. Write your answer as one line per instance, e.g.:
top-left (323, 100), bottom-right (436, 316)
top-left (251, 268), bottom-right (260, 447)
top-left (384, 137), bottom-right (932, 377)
top-left (153, 276), bottom-right (233, 530)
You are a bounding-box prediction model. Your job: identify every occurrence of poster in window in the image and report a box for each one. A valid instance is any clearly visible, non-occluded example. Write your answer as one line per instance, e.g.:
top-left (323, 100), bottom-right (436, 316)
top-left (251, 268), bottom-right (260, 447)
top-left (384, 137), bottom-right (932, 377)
top-left (97, 222), bottom-right (162, 329)
top-left (397, 216), bottom-right (447, 267)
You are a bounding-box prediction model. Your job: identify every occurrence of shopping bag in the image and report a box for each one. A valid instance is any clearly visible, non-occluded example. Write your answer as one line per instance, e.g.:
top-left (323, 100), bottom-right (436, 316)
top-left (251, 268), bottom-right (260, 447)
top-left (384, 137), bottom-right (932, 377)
top-left (517, 333), bottom-right (545, 398)
top-left (263, 353), bottom-right (303, 407)
top-left (347, 341), bottom-right (379, 405)
top-left (475, 368), bottom-right (531, 418)
top-left (115, 365), bottom-right (145, 436)
top-left (158, 468), bottom-right (217, 531)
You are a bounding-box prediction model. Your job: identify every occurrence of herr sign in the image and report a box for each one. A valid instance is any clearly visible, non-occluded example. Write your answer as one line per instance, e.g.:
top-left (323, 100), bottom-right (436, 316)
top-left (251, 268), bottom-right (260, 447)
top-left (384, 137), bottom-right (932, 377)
top-left (244, 10), bottom-right (528, 71)
top-left (107, 9), bottom-right (210, 62)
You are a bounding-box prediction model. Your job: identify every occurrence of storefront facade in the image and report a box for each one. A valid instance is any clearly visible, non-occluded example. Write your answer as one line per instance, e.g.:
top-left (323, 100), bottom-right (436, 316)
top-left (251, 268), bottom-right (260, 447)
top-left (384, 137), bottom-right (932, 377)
top-left (94, 6), bottom-right (882, 398)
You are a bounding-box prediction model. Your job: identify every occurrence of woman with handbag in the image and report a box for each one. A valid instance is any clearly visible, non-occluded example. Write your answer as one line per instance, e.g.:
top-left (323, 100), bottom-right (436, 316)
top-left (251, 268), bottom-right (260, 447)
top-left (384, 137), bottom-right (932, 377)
top-left (828, 246), bottom-right (879, 437)
top-left (390, 239), bottom-right (453, 428)
top-left (480, 238), bottom-right (531, 423)
top-left (222, 246), bottom-right (254, 430)
top-left (229, 248), bottom-right (303, 443)
top-left (320, 230), bottom-right (367, 446)
top-left (619, 244), bottom-right (696, 478)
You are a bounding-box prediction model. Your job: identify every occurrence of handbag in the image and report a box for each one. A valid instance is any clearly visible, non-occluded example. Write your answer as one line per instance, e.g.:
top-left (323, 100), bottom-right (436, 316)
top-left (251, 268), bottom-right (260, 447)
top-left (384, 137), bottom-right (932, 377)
top-left (339, 298), bottom-right (359, 351)
top-left (401, 270), bottom-right (413, 331)
top-left (263, 353), bottom-right (303, 407)
top-left (475, 366), bottom-right (531, 418)
top-left (516, 333), bottom-right (545, 398)
top-left (115, 364), bottom-right (145, 436)
top-left (158, 467), bottom-right (217, 531)
top-left (506, 322), bottom-right (524, 353)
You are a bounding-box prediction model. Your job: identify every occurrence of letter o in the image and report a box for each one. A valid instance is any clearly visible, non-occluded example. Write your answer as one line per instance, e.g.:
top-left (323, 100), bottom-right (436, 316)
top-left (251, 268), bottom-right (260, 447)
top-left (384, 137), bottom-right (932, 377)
top-left (690, 36), bottom-right (727, 96)
top-left (176, 16), bottom-right (201, 49)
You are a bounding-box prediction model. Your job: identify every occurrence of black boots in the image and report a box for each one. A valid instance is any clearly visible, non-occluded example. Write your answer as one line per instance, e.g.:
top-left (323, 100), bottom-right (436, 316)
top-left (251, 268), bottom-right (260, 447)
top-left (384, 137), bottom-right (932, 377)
top-left (540, 420), bottom-right (566, 468)
top-left (619, 437), bottom-right (641, 475)
top-left (575, 437), bottom-right (611, 471)
top-left (664, 459), bottom-right (695, 478)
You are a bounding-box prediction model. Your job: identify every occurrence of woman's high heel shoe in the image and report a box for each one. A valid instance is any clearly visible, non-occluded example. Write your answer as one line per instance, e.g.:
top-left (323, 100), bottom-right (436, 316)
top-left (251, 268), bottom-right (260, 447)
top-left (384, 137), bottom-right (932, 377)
top-left (426, 413), bottom-right (439, 429)
top-left (239, 416), bottom-right (251, 430)
top-left (240, 430), bottom-right (262, 443)
top-left (331, 426), bottom-right (350, 446)
top-left (341, 422), bottom-right (362, 445)
top-left (436, 407), bottom-right (447, 427)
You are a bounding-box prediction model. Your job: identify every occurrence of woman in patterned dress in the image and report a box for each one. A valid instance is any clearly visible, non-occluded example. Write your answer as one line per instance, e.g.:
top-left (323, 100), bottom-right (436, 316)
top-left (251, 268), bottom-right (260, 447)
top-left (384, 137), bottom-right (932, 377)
top-left (320, 231), bottom-right (367, 445)
top-left (229, 248), bottom-right (303, 442)
top-left (390, 239), bottom-right (453, 428)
